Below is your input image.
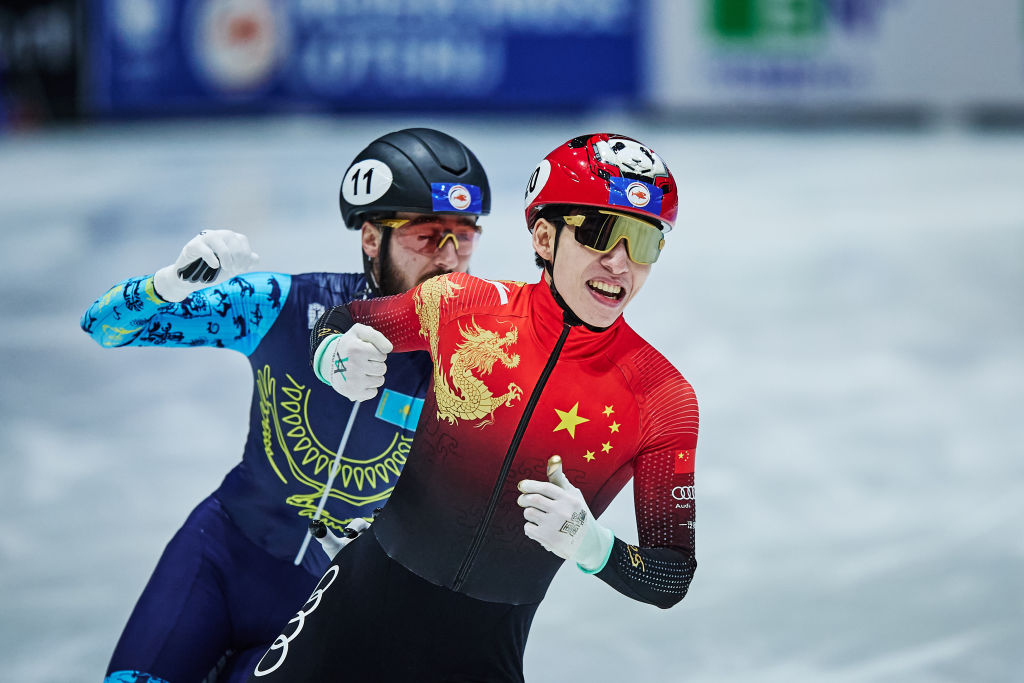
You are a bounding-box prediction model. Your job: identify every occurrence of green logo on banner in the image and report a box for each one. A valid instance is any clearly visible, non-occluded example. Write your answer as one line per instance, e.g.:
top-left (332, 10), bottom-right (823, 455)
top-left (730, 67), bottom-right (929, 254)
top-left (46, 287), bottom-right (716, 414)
top-left (709, 0), bottom-right (825, 42)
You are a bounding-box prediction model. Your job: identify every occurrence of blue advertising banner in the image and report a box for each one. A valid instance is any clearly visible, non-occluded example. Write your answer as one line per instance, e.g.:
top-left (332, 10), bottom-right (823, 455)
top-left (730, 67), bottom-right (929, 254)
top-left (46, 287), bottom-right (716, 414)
top-left (87, 0), bottom-right (645, 115)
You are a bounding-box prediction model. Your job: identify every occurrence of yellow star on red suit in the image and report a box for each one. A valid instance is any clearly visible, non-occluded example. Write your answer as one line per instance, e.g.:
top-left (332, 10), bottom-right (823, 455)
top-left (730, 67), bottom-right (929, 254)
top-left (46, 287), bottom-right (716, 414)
top-left (555, 403), bottom-right (619, 465)
top-left (553, 402), bottom-right (589, 438)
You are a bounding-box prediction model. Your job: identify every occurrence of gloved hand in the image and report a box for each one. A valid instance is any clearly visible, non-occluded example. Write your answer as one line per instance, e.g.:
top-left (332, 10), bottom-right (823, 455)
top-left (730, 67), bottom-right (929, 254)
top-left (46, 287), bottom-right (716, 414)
top-left (153, 229), bottom-right (259, 302)
top-left (309, 517), bottom-right (371, 561)
top-left (518, 456), bottom-right (614, 572)
top-left (312, 323), bottom-right (393, 401)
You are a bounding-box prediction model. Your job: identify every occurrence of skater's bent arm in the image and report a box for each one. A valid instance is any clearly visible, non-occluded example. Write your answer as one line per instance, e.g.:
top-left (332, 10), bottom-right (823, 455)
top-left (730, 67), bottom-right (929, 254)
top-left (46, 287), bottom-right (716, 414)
top-left (81, 272), bottom-right (290, 355)
top-left (310, 272), bottom-right (473, 362)
top-left (589, 448), bottom-right (698, 609)
top-left (589, 375), bottom-right (699, 609)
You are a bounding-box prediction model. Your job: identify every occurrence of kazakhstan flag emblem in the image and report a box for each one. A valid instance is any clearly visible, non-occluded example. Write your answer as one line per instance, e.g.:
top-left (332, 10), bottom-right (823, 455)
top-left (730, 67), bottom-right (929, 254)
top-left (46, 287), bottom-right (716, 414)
top-left (375, 389), bottom-right (424, 431)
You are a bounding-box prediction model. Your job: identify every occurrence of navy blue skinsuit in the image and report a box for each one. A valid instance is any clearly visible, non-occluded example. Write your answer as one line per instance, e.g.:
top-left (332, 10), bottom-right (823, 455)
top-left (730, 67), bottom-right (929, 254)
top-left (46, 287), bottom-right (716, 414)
top-left (82, 271), bottom-right (432, 683)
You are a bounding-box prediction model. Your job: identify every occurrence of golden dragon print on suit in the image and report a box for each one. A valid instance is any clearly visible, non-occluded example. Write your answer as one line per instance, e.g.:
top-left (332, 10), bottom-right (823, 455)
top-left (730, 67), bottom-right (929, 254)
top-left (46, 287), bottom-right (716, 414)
top-left (414, 276), bottom-right (522, 426)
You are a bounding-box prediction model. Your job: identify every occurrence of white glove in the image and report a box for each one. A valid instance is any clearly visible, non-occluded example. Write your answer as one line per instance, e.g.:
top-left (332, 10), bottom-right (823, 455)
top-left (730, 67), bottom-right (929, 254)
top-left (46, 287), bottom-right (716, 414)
top-left (312, 323), bottom-right (393, 401)
top-left (311, 517), bottom-right (371, 561)
top-left (518, 456), bottom-right (615, 572)
top-left (153, 229), bottom-right (259, 302)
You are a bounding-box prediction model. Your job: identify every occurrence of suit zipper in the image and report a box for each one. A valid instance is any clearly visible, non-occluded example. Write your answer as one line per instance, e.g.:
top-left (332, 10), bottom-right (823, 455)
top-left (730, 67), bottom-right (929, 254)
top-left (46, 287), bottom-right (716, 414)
top-left (452, 321), bottom-right (572, 591)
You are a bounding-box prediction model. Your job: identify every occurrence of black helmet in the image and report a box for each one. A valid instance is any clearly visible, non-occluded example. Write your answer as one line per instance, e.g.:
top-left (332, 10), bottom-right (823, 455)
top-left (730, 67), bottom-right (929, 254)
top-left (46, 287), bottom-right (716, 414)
top-left (340, 128), bottom-right (491, 228)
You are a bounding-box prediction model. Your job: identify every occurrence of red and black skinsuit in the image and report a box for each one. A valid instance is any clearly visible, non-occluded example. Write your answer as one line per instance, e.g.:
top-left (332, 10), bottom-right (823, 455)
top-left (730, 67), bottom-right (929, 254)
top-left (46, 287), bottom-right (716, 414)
top-left (252, 272), bottom-right (698, 682)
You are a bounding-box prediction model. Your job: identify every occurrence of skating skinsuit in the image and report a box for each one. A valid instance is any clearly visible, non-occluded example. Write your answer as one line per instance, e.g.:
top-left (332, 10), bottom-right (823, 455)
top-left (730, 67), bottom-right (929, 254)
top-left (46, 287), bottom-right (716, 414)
top-left (82, 272), bottom-right (432, 577)
top-left (315, 271), bottom-right (699, 607)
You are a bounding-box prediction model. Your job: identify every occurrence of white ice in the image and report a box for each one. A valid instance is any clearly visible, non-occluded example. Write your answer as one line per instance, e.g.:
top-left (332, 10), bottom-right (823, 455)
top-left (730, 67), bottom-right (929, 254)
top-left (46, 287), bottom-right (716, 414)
top-left (0, 115), bottom-right (1021, 682)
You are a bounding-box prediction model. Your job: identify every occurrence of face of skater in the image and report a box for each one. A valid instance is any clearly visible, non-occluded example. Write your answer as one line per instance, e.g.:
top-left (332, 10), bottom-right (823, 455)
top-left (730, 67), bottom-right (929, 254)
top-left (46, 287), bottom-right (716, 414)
top-left (361, 213), bottom-right (481, 295)
top-left (532, 214), bottom-right (653, 329)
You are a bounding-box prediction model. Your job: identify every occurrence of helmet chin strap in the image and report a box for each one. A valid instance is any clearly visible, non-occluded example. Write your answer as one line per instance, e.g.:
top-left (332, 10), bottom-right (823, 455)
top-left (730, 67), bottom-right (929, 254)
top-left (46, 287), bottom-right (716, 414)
top-left (544, 224), bottom-right (610, 333)
top-left (362, 225), bottom-right (393, 297)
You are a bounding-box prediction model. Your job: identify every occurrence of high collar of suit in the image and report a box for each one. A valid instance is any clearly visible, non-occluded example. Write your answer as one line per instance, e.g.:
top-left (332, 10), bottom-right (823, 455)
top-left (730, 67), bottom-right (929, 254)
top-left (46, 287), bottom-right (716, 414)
top-left (527, 276), bottom-right (625, 359)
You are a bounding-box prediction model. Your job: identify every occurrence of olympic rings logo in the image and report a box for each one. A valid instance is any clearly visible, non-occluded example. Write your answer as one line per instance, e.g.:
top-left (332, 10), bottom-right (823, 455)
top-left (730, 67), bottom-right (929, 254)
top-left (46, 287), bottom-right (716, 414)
top-left (253, 565), bottom-right (339, 676)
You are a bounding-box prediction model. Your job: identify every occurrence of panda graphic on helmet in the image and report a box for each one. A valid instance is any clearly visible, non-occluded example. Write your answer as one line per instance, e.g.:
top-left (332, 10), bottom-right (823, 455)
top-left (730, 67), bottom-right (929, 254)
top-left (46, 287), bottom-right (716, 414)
top-left (565, 135), bottom-right (667, 183)
top-left (568, 133), bottom-right (673, 195)
top-left (595, 137), bottom-right (668, 182)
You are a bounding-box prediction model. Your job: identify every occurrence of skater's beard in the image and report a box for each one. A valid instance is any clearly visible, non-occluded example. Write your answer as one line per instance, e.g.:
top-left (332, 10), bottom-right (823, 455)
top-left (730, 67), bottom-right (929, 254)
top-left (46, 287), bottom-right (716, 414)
top-left (378, 258), bottom-right (451, 297)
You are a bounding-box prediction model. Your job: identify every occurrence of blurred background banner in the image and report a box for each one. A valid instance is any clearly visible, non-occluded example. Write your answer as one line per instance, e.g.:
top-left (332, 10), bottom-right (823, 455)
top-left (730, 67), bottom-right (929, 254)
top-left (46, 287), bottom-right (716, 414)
top-left (4, 0), bottom-right (1024, 124)
top-left (649, 0), bottom-right (1024, 114)
top-left (84, 0), bottom-right (644, 115)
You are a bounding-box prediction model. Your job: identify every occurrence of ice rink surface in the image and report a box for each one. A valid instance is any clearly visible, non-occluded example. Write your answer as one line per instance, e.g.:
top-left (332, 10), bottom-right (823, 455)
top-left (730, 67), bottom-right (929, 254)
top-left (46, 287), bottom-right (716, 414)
top-left (1, 115), bottom-right (1021, 682)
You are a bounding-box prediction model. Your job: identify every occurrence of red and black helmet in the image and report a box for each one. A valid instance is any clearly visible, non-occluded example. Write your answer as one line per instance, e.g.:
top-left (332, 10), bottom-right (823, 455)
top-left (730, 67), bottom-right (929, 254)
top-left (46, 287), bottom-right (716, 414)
top-left (524, 133), bottom-right (678, 232)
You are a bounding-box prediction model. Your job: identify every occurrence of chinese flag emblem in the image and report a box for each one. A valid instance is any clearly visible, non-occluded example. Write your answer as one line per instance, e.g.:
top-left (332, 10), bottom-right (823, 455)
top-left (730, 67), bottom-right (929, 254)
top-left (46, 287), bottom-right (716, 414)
top-left (674, 449), bottom-right (695, 474)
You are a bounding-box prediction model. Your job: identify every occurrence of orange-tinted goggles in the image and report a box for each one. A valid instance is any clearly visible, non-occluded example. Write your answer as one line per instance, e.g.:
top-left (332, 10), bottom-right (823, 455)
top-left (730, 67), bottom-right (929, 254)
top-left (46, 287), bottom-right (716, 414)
top-left (378, 218), bottom-right (481, 256)
top-left (562, 210), bottom-right (665, 264)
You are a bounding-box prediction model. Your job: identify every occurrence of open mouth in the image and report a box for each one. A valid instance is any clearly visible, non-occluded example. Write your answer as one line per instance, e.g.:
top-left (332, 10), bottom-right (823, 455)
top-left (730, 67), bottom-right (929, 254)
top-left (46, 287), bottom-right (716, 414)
top-left (587, 279), bottom-right (624, 301)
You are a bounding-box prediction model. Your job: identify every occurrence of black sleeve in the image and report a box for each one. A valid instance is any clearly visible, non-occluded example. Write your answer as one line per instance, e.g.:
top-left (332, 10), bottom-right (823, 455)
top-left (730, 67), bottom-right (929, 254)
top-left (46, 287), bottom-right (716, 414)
top-left (593, 539), bottom-right (696, 609)
top-left (308, 304), bottom-right (355, 368)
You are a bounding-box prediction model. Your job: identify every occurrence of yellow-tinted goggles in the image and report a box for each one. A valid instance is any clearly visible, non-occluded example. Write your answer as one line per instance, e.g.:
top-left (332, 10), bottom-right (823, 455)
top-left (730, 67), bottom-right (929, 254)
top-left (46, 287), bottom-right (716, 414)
top-left (562, 210), bottom-right (665, 264)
